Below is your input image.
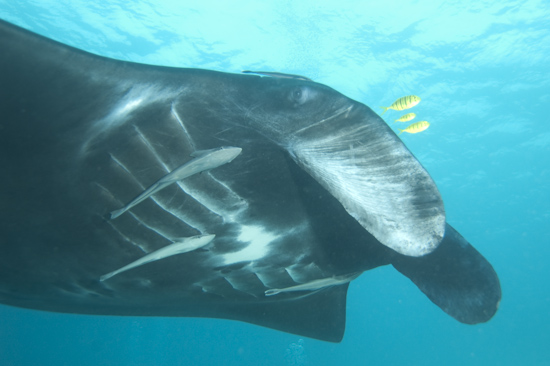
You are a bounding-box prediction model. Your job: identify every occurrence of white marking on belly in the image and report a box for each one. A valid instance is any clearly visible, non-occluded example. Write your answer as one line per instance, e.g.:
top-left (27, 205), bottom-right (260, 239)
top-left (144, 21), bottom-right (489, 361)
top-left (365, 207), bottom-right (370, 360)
top-left (134, 125), bottom-right (171, 172)
top-left (109, 154), bottom-right (134, 176)
top-left (175, 182), bottom-right (224, 219)
top-left (285, 262), bottom-right (324, 283)
top-left (222, 225), bottom-right (277, 265)
top-left (119, 98), bottom-right (144, 115)
top-left (171, 103), bottom-right (196, 150)
top-left (105, 220), bottom-right (147, 254)
top-left (254, 269), bottom-right (291, 288)
top-left (222, 274), bottom-right (262, 297)
top-left (148, 196), bottom-right (205, 233)
top-left (127, 212), bottom-right (173, 241)
top-left (204, 173), bottom-right (249, 220)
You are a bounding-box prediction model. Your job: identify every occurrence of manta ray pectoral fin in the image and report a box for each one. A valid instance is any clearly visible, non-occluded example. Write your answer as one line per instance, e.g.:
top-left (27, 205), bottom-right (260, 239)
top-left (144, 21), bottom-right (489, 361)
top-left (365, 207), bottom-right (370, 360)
top-left (241, 70), bottom-right (313, 82)
top-left (109, 146), bottom-right (242, 219)
top-left (231, 283), bottom-right (350, 342)
top-left (391, 224), bottom-right (501, 324)
top-left (100, 234), bottom-right (215, 281)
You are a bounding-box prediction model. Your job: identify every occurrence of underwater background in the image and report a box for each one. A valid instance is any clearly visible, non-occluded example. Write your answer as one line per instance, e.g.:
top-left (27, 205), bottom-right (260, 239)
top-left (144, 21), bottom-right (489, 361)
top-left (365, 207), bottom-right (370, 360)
top-left (0, 1), bottom-right (548, 365)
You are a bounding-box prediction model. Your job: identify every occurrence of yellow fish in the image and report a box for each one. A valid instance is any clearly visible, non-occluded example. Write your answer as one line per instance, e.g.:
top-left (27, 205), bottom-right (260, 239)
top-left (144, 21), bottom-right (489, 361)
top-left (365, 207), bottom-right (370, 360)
top-left (394, 112), bottom-right (416, 123)
top-left (398, 121), bottom-right (430, 135)
top-left (380, 95), bottom-right (421, 115)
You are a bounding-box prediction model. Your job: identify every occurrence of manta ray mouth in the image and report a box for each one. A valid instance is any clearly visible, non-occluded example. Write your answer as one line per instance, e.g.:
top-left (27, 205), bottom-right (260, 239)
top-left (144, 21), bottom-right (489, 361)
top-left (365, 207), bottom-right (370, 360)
top-left (288, 103), bottom-right (446, 257)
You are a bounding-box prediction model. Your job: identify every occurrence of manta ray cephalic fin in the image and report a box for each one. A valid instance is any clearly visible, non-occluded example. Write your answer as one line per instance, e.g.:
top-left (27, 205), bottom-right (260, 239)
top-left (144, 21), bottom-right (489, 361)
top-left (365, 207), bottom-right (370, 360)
top-left (287, 106), bottom-right (446, 257)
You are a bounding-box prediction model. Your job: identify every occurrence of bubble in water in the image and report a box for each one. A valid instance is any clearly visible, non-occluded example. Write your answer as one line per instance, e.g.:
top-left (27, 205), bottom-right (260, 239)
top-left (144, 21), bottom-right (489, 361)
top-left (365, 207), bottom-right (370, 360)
top-left (284, 338), bottom-right (308, 365)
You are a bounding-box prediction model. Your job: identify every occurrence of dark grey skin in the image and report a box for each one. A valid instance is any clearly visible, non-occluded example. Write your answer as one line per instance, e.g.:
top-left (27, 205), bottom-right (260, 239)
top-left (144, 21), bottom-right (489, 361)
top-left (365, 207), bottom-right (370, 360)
top-left (0, 20), bottom-right (500, 342)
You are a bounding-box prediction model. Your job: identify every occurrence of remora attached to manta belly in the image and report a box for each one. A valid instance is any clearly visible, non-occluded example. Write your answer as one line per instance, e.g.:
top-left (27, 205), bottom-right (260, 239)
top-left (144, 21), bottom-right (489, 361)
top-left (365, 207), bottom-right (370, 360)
top-left (0, 19), bottom-right (500, 343)
top-left (265, 273), bottom-right (362, 296)
top-left (109, 147), bottom-right (242, 219)
top-left (100, 234), bottom-right (215, 281)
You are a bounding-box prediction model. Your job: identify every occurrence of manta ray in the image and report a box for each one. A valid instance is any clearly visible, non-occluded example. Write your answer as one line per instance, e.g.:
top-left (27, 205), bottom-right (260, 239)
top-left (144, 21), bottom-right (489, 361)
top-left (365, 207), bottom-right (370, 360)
top-left (0, 20), bottom-right (500, 342)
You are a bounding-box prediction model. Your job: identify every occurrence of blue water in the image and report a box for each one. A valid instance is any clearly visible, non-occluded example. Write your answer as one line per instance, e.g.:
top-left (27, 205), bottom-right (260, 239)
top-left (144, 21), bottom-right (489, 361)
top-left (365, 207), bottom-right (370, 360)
top-left (0, 1), bottom-right (549, 365)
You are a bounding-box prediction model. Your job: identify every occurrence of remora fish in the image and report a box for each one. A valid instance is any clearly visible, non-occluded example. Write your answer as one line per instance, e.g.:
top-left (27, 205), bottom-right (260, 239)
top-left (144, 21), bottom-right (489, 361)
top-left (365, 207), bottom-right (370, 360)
top-left (100, 234), bottom-right (215, 281)
top-left (109, 147), bottom-right (242, 219)
top-left (0, 20), bottom-right (500, 343)
top-left (265, 273), bottom-right (362, 296)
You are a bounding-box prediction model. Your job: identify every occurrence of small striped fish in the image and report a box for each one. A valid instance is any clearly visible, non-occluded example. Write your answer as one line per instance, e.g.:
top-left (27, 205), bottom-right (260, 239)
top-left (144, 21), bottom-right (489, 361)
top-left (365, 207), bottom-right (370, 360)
top-left (394, 112), bottom-right (416, 123)
top-left (398, 121), bottom-right (430, 135)
top-left (380, 95), bottom-right (421, 115)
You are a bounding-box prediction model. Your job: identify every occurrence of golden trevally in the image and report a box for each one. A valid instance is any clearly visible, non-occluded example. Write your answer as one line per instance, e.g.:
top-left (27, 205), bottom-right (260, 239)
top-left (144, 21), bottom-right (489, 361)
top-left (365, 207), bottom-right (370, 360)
top-left (398, 121), bottom-right (430, 135)
top-left (380, 95), bottom-right (421, 115)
